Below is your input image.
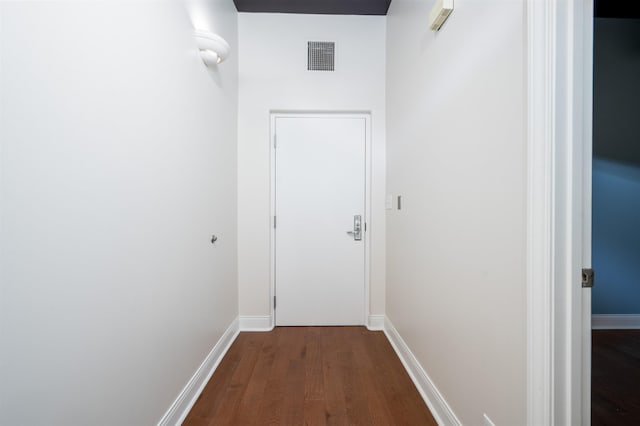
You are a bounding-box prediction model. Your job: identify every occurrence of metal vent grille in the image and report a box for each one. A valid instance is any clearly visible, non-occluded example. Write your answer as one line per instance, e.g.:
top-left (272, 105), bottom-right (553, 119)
top-left (307, 41), bottom-right (335, 71)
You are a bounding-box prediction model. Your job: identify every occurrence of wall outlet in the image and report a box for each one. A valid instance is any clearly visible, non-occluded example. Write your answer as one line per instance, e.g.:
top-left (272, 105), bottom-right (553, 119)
top-left (483, 413), bottom-right (497, 426)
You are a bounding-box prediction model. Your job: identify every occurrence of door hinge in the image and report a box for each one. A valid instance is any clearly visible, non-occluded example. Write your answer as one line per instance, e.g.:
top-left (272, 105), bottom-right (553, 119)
top-left (582, 268), bottom-right (594, 288)
top-left (273, 296), bottom-right (276, 309)
top-left (273, 134), bottom-right (277, 149)
top-left (274, 215), bottom-right (277, 228)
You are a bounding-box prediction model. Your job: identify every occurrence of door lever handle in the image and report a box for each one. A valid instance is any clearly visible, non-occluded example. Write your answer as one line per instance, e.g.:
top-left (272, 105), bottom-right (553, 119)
top-left (347, 215), bottom-right (362, 241)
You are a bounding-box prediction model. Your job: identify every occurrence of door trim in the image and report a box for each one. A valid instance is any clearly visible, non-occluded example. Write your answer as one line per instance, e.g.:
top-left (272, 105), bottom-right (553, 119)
top-left (526, 0), bottom-right (593, 424)
top-left (580, 2), bottom-right (594, 424)
top-left (525, 0), bottom-right (555, 421)
top-left (269, 112), bottom-right (372, 327)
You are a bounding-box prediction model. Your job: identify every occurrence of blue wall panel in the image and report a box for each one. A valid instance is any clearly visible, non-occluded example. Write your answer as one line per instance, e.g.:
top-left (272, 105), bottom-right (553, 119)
top-left (592, 17), bottom-right (640, 314)
top-left (592, 159), bottom-right (640, 314)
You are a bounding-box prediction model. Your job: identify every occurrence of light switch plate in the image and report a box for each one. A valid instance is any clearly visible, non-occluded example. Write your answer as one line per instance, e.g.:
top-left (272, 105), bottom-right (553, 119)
top-left (385, 195), bottom-right (393, 210)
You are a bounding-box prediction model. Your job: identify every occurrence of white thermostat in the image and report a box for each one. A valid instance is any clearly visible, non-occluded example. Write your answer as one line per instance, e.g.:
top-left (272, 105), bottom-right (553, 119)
top-left (429, 0), bottom-right (454, 31)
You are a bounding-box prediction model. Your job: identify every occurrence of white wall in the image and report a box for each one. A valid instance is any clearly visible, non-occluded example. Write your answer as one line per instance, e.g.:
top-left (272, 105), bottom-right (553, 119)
top-left (237, 13), bottom-right (386, 320)
top-left (385, 0), bottom-right (526, 425)
top-left (0, 1), bottom-right (238, 424)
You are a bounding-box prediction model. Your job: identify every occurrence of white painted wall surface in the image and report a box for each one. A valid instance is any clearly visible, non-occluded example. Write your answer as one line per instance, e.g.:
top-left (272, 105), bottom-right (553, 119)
top-left (386, 0), bottom-right (526, 425)
top-left (237, 14), bottom-right (386, 319)
top-left (0, 1), bottom-right (238, 424)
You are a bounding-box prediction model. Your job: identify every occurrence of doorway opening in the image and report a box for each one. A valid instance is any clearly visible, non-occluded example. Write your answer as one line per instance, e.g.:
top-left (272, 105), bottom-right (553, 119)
top-left (591, 2), bottom-right (640, 424)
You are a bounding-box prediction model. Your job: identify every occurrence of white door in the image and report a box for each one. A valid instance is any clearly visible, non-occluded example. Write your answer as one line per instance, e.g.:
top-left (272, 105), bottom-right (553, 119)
top-left (274, 115), bottom-right (366, 326)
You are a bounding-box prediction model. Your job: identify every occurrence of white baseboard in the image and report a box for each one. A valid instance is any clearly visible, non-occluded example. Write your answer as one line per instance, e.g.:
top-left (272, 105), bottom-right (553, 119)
top-left (483, 413), bottom-right (497, 426)
top-left (157, 317), bottom-right (240, 426)
top-left (592, 314), bottom-right (640, 329)
top-left (239, 315), bottom-right (274, 331)
top-left (384, 317), bottom-right (461, 426)
top-left (367, 314), bottom-right (385, 331)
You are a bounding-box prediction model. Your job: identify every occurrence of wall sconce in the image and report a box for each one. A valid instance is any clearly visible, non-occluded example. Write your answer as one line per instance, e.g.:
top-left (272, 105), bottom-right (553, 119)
top-left (194, 29), bottom-right (230, 66)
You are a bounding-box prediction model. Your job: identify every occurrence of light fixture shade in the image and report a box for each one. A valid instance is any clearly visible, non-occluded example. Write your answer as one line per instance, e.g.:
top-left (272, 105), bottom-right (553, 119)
top-left (194, 29), bottom-right (230, 66)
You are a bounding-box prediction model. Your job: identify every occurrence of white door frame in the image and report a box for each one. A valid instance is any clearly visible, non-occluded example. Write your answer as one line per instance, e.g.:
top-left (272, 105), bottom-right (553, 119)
top-left (526, 0), bottom-right (593, 425)
top-left (579, 1), bottom-right (594, 423)
top-left (269, 112), bottom-right (372, 327)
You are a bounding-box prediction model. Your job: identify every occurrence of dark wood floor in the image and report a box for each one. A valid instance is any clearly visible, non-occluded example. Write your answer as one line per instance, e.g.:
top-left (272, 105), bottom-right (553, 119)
top-left (592, 330), bottom-right (640, 426)
top-left (184, 326), bottom-right (437, 426)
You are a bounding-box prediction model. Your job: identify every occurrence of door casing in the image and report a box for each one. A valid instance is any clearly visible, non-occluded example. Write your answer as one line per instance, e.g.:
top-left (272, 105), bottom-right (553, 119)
top-left (526, 0), bottom-right (593, 424)
top-left (269, 112), bottom-right (372, 327)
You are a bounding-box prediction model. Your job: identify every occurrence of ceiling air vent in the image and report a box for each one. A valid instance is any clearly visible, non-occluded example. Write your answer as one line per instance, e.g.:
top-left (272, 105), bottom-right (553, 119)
top-left (307, 41), bottom-right (335, 71)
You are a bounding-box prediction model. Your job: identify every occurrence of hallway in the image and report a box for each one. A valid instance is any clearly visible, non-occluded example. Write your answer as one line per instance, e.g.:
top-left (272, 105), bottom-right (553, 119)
top-left (184, 327), bottom-right (436, 425)
top-left (0, 0), bottom-right (536, 424)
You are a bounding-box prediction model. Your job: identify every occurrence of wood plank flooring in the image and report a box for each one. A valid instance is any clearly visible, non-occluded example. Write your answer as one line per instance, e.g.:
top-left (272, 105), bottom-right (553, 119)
top-left (592, 330), bottom-right (640, 425)
top-left (184, 326), bottom-right (437, 426)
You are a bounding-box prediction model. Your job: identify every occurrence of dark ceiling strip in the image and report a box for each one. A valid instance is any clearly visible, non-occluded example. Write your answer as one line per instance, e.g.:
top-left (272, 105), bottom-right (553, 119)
top-left (595, 0), bottom-right (640, 18)
top-left (233, 0), bottom-right (392, 16)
